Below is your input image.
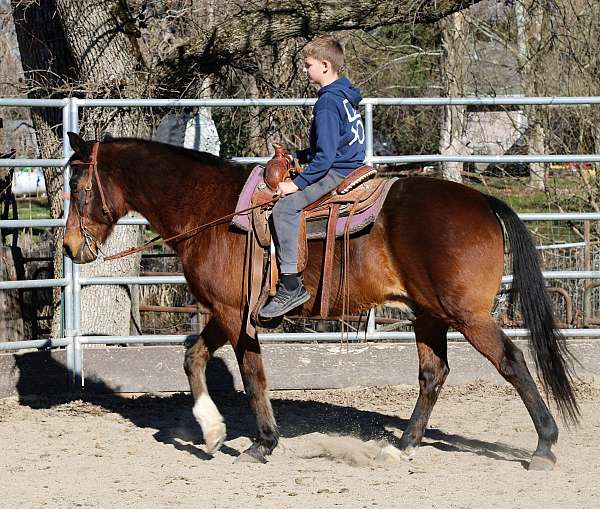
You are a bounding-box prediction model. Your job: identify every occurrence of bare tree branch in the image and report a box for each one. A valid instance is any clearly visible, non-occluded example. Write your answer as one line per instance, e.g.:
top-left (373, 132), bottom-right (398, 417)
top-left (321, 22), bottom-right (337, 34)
top-left (158, 0), bottom-right (484, 85)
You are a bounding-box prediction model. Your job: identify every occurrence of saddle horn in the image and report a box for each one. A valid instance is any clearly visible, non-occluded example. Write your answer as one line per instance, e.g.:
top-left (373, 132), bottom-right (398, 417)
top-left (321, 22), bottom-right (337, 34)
top-left (264, 143), bottom-right (292, 192)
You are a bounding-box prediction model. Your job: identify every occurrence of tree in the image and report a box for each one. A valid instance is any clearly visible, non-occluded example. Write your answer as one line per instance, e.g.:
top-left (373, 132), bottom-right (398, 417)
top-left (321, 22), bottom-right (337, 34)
top-left (439, 12), bottom-right (469, 182)
top-left (514, 0), bottom-right (547, 191)
top-left (158, 1), bottom-right (485, 92)
top-left (10, 0), bottom-right (148, 336)
top-left (6, 0), bottom-right (486, 337)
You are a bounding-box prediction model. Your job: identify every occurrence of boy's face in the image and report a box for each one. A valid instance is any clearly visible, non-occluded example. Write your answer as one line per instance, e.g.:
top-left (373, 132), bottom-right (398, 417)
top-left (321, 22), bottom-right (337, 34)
top-left (303, 56), bottom-right (336, 87)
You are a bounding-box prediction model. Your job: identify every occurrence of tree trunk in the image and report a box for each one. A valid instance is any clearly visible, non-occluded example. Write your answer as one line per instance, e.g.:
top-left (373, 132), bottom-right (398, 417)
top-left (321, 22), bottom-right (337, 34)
top-left (515, 0), bottom-right (546, 191)
top-left (11, 0), bottom-right (147, 337)
top-left (439, 12), bottom-right (467, 183)
top-left (0, 245), bottom-right (24, 340)
top-left (11, 2), bottom-right (79, 337)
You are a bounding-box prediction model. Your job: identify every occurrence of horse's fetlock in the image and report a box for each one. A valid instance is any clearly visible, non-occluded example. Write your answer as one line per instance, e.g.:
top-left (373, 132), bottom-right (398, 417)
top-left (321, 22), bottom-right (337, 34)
top-left (541, 415), bottom-right (559, 444)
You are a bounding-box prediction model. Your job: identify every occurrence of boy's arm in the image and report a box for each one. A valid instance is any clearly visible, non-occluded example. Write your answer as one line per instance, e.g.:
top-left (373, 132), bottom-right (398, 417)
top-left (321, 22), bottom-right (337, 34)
top-left (292, 110), bottom-right (340, 190)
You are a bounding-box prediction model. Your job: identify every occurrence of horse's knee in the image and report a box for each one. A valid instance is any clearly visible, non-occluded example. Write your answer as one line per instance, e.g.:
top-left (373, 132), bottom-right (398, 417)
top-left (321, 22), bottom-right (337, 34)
top-left (419, 362), bottom-right (449, 395)
top-left (184, 340), bottom-right (209, 377)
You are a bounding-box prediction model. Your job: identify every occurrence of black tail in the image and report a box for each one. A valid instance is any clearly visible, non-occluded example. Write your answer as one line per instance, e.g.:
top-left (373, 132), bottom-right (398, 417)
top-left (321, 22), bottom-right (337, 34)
top-left (485, 194), bottom-right (580, 424)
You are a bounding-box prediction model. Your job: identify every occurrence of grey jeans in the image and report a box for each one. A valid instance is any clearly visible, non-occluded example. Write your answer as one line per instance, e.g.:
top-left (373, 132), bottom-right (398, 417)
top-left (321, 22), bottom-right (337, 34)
top-left (271, 170), bottom-right (346, 274)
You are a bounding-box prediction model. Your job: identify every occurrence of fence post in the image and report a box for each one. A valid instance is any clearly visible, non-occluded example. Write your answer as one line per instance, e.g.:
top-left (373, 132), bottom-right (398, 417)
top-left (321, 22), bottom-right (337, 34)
top-left (584, 220), bottom-right (592, 326)
top-left (70, 99), bottom-right (83, 388)
top-left (62, 99), bottom-right (75, 386)
top-left (364, 101), bottom-right (373, 166)
top-left (366, 308), bottom-right (376, 340)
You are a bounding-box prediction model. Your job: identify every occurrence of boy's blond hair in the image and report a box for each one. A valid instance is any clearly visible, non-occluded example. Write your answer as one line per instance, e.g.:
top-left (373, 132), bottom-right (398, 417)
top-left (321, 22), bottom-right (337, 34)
top-left (303, 35), bottom-right (344, 72)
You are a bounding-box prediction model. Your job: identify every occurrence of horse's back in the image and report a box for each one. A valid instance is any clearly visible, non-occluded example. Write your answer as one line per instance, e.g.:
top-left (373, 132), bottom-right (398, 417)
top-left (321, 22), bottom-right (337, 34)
top-left (381, 177), bottom-right (505, 320)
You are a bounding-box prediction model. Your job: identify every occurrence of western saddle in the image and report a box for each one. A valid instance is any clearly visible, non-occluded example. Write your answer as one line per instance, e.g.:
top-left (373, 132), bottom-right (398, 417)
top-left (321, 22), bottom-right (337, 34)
top-left (245, 144), bottom-right (389, 329)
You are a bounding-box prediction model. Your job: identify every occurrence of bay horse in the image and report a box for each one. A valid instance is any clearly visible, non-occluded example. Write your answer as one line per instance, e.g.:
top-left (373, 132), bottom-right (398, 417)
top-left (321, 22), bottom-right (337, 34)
top-left (63, 132), bottom-right (578, 470)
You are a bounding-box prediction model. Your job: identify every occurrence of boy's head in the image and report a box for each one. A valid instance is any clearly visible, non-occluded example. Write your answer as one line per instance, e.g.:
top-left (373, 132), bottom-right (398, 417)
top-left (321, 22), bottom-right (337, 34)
top-left (302, 34), bottom-right (344, 87)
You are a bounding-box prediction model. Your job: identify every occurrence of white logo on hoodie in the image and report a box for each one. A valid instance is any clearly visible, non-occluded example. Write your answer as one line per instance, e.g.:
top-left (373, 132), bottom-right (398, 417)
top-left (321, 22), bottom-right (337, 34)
top-left (342, 99), bottom-right (365, 146)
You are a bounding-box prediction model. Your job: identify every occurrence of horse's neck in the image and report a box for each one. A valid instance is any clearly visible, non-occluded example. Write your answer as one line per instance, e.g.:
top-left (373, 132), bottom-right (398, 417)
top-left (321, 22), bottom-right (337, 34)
top-left (114, 146), bottom-right (244, 253)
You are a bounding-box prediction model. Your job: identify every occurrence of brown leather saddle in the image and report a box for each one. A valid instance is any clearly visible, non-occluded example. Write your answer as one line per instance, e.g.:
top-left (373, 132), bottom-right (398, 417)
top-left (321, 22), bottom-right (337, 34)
top-left (247, 144), bottom-right (387, 323)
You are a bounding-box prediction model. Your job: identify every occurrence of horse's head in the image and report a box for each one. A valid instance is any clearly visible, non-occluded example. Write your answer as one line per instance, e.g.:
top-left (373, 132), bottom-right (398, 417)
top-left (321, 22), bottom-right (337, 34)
top-left (63, 132), bottom-right (122, 263)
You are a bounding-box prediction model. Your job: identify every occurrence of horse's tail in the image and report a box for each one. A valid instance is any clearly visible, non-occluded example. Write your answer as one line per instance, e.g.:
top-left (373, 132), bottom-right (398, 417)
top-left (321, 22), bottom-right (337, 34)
top-left (485, 194), bottom-right (580, 424)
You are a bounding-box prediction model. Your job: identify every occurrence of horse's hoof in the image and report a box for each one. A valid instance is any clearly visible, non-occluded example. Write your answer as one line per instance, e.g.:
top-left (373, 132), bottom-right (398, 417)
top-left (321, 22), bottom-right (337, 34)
top-left (204, 422), bottom-right (227, 455)
top-left (528, 453), bottom-right (556, 471)
top-left (398, 445), bottom-right (417, 459)
top-left (375, 445), bottom-right (412, 465)
top-left (235, 448), bottom-right (268, 464)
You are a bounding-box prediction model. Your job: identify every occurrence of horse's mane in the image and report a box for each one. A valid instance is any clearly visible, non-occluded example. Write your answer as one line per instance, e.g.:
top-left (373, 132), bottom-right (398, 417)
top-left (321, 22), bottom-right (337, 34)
top-left (104, 137), bottom-right (240, 169)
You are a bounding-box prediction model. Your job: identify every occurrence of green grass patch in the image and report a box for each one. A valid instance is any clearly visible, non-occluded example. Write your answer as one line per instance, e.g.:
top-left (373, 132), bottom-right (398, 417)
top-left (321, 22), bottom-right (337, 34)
top-left (467, 173), bottom-right (593, 213)
top-left (16, 197), bottom-right (51, 219)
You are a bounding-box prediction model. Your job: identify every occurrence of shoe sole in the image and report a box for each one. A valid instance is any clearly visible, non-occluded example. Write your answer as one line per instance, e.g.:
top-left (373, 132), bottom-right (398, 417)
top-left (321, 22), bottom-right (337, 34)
top-left (259, 291), bottom-right (311, 319)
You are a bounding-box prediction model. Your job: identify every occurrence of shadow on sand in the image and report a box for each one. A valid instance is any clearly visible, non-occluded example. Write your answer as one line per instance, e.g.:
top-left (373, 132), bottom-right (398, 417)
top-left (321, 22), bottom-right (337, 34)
top-left (11, 349), bottom-right (531, 465)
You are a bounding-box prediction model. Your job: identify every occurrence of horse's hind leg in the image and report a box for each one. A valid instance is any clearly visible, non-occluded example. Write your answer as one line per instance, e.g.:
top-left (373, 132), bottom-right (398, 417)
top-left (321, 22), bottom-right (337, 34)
top-left (184, 319), bottom-right (227, 454)
top-left (397, 315), bottom-right (449, 457)
top-left (459, 316), bottom-right (559, 470)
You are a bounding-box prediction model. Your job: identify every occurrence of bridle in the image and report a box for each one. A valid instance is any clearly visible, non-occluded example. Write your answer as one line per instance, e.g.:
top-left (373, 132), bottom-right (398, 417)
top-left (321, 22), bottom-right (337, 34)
top-left (69, 142), bottom-right (115, 258)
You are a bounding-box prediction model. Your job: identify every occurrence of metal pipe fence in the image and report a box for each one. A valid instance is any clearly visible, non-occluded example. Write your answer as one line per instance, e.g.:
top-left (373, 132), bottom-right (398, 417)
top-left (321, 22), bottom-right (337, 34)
top-left (1, 96), bottom-right (600, 389)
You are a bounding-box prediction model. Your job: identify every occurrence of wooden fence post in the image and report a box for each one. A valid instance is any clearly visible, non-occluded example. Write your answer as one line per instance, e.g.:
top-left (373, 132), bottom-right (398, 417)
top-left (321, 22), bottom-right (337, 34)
top-left (0, 245), bottom-right (25, 341)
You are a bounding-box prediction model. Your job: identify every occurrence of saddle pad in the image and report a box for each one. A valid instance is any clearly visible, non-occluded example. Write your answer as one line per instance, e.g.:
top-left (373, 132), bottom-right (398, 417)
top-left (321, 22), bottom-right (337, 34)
top-left (306, 177), bottom-right (398, 240)
top-left (232, 165), bottom-right (264, 232)
top-left (231, 165), bottom-right (398, 239)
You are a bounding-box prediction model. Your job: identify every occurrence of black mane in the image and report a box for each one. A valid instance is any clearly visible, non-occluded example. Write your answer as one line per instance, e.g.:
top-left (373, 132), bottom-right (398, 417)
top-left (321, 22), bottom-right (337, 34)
top-left (105, 137), bottom-right (239, 168)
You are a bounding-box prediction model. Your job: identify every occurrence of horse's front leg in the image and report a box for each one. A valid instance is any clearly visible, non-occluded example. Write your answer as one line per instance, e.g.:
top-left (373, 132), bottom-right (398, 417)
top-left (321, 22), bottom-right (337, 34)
top-left (184, 319), bottom-right (227, 454)
top-left (235, 337), bottom-right (279, 463)
top-left (216, 307), bottom-right (279, 463)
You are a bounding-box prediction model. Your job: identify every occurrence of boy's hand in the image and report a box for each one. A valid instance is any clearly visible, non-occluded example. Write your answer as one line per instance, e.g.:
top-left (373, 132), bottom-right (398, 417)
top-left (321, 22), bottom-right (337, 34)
top-left (276, 181), bottom-right (299, 196)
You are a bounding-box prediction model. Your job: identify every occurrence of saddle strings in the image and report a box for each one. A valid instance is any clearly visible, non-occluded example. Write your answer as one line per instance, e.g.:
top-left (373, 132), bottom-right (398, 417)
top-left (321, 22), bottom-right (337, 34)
top-left (340, 199), bottom-right (360, 346)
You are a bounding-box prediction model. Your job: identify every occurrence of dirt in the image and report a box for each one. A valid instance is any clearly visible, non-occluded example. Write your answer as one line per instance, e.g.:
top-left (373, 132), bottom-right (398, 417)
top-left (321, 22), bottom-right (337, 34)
top-left (1, 378), bottom-right (600, 508)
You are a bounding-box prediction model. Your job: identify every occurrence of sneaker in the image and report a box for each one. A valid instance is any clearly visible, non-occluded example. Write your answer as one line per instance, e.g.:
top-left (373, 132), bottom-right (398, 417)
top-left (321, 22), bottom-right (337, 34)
top-left (259, 283), bottom-right (311, 319)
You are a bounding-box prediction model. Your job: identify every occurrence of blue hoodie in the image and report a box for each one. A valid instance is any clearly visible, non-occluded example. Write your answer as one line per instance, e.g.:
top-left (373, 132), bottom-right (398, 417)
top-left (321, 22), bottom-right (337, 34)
top-left (292, 77), bottom-right (366, 190)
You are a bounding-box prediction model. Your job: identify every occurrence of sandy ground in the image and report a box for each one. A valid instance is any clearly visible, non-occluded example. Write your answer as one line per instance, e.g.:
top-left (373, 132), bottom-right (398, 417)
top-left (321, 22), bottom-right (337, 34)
top-left (1, 378), bottom-right (600, 509)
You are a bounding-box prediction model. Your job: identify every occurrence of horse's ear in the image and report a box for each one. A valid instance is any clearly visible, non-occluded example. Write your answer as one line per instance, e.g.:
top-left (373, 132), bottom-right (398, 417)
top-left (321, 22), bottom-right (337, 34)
top-left (68, 131), bottom-right (91, 161)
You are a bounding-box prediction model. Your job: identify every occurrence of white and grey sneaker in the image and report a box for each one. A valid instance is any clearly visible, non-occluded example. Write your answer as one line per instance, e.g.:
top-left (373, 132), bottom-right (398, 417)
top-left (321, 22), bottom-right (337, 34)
top-left (259, 283), bottom-right (311, 319)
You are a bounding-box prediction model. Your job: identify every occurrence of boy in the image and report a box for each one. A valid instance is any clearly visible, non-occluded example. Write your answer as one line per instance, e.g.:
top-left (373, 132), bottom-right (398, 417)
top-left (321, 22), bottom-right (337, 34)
top-left (260, 34), bottom-right (366, 319)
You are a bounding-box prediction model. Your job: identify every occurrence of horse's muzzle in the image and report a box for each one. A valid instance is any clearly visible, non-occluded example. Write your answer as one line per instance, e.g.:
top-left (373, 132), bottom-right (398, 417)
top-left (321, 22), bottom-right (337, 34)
top-left (64, 241), bottom-right (98, 264)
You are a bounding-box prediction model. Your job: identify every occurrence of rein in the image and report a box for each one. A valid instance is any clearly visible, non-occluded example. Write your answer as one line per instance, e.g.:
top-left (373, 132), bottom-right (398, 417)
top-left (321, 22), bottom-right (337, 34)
top-left (68, 143), bottom-right (279, 261)
top-left (103, 196), bottom-right (279, 261)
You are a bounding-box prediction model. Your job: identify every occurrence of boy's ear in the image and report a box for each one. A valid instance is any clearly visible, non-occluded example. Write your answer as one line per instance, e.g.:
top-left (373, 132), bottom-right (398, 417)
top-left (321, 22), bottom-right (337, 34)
top-left (67, 131), bottom-right (91, 161)
top-left (322, 59), bottom-right (332, 73)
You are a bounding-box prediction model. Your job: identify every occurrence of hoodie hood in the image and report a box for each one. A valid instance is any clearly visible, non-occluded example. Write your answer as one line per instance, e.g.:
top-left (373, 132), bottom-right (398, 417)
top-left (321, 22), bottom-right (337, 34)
top-left (318, 77), bottom-right (362, 107)
top-left (292, 76), bottom-right (366, 190)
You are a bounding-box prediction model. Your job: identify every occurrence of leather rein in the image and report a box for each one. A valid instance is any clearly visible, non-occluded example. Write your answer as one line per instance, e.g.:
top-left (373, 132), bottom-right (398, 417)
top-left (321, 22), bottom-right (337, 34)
top-left (68, 142), bottom-right (279, 262)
